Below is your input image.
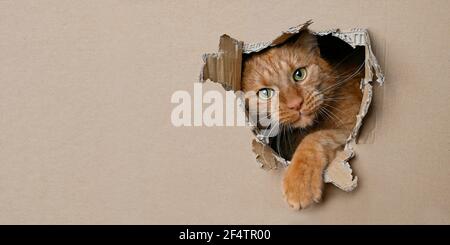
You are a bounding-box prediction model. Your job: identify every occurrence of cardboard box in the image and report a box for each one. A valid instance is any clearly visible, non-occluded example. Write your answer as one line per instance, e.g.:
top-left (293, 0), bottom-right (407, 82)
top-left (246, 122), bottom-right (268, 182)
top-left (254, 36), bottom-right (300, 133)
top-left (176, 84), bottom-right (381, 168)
top-left (0, 0), bottom-right (448, 224)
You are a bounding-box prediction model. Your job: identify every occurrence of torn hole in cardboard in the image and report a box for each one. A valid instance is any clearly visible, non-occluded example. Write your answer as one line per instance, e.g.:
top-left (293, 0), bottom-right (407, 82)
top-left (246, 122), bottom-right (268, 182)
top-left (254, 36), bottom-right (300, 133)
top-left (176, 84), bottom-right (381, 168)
top-left (200, 21), bottom-right (384, 192)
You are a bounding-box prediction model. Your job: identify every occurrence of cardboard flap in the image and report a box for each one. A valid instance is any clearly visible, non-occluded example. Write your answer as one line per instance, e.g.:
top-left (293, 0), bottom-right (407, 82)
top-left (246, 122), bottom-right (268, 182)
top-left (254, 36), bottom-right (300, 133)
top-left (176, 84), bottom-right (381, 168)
top-left (201, 35), bottom-right (243, 91)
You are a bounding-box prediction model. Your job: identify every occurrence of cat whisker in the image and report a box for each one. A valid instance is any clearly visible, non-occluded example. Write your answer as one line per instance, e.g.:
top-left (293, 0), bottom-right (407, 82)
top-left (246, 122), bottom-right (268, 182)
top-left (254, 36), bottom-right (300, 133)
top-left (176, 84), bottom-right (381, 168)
top-left (327, 60), bottom-right (365, 79)
top-left (320, 107), bottom-right (345, 127)
top-left (323, 103), bottom-right (346, 114)
top-left (322, 96), bottom-right (353, 102)
top-left (324, 62), bottom-right (365, 92)
top-left (318, 108), bottom-right (338, 127)
top-left (329, 49), bottom-right (360, 70)
top-left (265, 120), bottom-right (280, 138)
top-left (319, 62), bottom-right (365, 94)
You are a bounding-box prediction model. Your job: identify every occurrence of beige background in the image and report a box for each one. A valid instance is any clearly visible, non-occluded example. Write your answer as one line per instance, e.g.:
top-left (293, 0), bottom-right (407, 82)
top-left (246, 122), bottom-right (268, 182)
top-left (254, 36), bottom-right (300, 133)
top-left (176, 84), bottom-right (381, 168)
top-left (1, 0), bottom-right (449, 224)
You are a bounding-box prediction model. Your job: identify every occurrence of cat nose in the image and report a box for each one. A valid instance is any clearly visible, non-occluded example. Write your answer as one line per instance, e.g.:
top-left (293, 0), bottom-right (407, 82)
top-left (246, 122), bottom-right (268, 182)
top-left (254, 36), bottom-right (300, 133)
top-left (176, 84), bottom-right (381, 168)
top-left (287, 98), bottom-right (303, 111)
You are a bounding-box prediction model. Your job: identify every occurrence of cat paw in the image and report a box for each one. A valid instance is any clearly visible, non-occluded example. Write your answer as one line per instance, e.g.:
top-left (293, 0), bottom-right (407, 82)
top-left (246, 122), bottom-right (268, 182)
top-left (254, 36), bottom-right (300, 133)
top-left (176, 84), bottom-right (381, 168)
top-left (282, 163), bottom-right (323, 210)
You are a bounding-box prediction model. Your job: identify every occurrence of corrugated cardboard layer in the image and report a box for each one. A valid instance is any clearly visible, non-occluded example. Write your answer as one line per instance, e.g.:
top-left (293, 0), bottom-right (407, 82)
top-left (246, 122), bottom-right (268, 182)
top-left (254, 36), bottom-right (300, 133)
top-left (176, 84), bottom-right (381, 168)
top-left (201, 35), bottom-right (243, 91)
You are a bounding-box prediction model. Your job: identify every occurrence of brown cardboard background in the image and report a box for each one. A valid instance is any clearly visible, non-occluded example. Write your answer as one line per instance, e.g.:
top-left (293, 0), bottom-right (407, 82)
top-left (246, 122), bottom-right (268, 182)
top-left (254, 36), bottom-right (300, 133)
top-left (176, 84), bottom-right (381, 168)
top-left (0, 0), bottom-right (449, 224)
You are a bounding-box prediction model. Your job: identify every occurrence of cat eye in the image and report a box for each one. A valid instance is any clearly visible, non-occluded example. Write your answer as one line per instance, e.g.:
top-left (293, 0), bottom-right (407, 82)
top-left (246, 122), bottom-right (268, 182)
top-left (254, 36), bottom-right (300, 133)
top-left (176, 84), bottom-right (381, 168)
top-left (257, 88), bottom-right (275, 100)
top-left (293, 67), bottom-right (307, 82)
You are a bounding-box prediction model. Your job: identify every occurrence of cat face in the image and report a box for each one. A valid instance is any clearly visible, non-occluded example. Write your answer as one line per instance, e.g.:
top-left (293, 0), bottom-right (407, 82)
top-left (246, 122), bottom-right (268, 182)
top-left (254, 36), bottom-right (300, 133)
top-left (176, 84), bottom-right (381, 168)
top-left (242, 31), bottom-right (335, 129)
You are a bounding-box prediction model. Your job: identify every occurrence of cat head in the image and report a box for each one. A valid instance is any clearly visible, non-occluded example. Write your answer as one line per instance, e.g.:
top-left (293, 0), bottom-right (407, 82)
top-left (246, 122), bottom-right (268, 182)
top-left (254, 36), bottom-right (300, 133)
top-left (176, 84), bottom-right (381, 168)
top-left (242, 30), bottom-right (335, 129)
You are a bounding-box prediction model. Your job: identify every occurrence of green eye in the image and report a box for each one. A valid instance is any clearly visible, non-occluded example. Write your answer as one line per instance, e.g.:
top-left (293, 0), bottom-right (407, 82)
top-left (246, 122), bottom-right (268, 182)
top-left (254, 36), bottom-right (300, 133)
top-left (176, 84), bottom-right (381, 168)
top-left (293, 67), bottom-right (307, 82)
top-left (257, 88), bottom-right (275, 100)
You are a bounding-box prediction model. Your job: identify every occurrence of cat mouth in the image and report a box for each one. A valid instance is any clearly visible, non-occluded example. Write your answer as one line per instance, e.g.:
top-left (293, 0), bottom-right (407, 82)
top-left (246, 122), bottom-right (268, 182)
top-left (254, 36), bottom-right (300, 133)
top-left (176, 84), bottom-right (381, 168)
top-left (290, 112), bottom-right (315, 128)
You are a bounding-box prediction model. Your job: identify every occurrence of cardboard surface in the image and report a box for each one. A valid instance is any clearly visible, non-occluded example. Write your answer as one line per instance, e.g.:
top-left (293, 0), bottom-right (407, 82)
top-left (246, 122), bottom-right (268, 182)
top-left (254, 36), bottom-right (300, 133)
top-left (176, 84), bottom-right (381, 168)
top-left (0, 0), bottom-right (449, 224)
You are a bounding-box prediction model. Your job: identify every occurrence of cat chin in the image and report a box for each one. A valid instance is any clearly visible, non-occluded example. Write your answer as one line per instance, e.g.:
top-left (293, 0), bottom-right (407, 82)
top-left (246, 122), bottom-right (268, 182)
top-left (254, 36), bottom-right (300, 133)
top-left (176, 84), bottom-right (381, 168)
top-left (290, 115), bottom-right (315, 129)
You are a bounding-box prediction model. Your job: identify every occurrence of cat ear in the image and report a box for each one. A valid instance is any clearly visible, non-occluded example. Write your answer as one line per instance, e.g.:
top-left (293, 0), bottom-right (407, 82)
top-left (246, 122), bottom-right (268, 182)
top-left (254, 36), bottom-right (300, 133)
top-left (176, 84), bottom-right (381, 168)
top-left (292, 30), bottom-right (320, 55)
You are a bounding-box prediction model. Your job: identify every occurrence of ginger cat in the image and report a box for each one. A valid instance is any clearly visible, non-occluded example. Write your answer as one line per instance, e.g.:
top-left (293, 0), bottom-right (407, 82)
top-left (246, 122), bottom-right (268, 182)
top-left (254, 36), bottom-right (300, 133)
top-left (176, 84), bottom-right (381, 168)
top-left (242, 30), bottom-right (363, 209)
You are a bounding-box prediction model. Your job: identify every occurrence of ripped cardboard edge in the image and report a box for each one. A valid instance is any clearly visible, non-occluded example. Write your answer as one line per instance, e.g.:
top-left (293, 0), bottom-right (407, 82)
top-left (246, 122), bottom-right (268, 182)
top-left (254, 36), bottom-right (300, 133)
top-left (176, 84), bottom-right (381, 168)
top-left (200, 20), bottom-right (384, 192)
